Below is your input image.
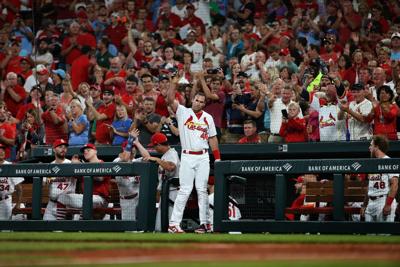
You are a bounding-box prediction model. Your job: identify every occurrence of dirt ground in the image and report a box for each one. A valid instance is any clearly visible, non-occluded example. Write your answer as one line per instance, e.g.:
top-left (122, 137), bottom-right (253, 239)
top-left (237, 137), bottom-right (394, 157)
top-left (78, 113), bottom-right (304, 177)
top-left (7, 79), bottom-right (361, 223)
top-left (21, 243), bottom-right (400, 265)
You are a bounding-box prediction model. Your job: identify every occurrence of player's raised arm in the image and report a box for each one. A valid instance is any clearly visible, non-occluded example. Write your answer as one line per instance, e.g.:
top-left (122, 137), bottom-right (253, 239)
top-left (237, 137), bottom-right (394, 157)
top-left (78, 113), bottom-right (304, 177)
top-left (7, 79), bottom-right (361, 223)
top-left (167, 77), bottom-right (179, 113)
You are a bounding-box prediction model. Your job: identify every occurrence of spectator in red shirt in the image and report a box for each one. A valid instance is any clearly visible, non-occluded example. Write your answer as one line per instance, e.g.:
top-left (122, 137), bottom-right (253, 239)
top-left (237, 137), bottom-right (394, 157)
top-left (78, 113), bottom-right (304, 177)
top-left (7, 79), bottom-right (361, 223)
top-left (19, 57), bottom-right (33, 81)
top-left (86, 88), bottom-right (116, 145)
top-left (155, 2), bottom-right (182, 31)
top-left (0, 39), bottom-right (22, 76)
top-left (104, 12), bottom-right (128, 51)
top-left (0, 72), bottom-right (27, 117)
top-left (104, 57), bottom-right (127, 91)
top-left (41, 93), bottom-right (68, 145)
top-left (279, 102), bottom-right (307, 143)
top-left (0, 101), bottom-right (16, 160)
top-left (61, 21), bottom-right (82, 67)
top-left (182, 4), bottom-right (205, 35)
top-left (71, 46), bottom-right (95, 91)
top-left (238, 120), bottom-right (262, 144)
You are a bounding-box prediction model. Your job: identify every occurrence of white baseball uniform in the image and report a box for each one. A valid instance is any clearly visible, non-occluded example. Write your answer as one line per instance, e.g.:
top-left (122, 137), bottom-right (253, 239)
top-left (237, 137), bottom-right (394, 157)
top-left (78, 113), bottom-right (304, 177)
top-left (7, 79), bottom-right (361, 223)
top-left (170, 104), bottom-right (217, 226)
top-left (155, 148), bottom-right (180, 232)
top-left (113, 157), bottom-right (142, 221)
top-left (0, 161), bottom-right (24, 220)
top-left (365, 156), bottom-right (398, 222)
top-left (208, 193), bottom-right (241, 231)
top-left (43, 158), bottom-right (77, 220)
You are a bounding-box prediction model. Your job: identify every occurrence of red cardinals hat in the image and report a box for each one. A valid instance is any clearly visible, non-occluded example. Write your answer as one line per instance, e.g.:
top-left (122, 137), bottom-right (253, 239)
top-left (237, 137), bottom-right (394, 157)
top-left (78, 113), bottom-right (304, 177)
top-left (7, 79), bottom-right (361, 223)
top-left (80, 143), bottom-right (97, 152)
top-left (53, 139), bottom-right (68, 148)
top-left (149, 133), bottom-right (168, 147)
top-left (35, 64), bottom-right (49, 75)
top-left (292, 176), bottom-right (304, 183)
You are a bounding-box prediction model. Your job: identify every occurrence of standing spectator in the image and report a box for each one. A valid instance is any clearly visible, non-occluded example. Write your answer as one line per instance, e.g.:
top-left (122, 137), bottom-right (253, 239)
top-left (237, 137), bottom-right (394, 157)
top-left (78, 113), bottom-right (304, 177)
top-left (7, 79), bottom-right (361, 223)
top-left (0, 38), bottom-right (22, 76)
top-left (361, 135), bottom-right (398, 222)
top-left (140, 74), bottom-right (159, 101)
top-left (390, 32), bottom-right (400, 61)
top-left (104, 12), bottom-right (127, 51)
top-left (17, 109), bottom-right (44, 160)
top-left (18, 57), bottom-right (33, 81)
top-left (184, 29), bottom-right (204, 72)
top-left (156, 2), bottom-right (182, 31)
top-left (23, 64), bottom-right (53, 93)
top-left (71, 46), bottom-right (95, 91)
top-left (160, 106), bottom-right (180, 146)
top-left (338, 83), bottom-right (373, 141)
top-left (238, 119), bottom-right (261, 144)
top-left (0, 144), bottom-right (24, 220)
top-left (96, 36), bottom-right (113, 70)
top-left (51, 69), bottom-right (66, 95)
top-left (167, 79), bottom-right (221, 234)
top-left (227, 0), bottom-right (255, 26)
top-left (279, 102), bottom-right (307, 143)
top-left (65, 99), bottom-right (89, 146)
top-left (43, 139), bottom-right (76, 221)
top-left (133, 97), bottom-right (162, 147)
top-left (86, 88), bottom-right (116, 145)
top-left (370, 85), bottom-right (398, 140)
top-left (111, 105), bottom-right (132, 146)
top-left (0, 102), bottom-right (16, 160)
top-left (41, 93), bottom-right (67, 145)
top-left (0, 72), bottom-right (26, 118)
top-left (30, 37), bottom-right (53, 68)
top-left (115, 75), bottom-right (139, 117)
top-left (224, 26), bottom-right (243, 60)
top-left (182, 3), bottom-right (205, 34)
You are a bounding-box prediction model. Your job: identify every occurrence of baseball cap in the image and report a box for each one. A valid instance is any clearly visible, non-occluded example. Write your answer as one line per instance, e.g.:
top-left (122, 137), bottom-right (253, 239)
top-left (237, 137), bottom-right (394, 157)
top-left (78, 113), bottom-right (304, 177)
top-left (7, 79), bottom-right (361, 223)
top-left (35, 64), bottom-right (49, 75)
top-left (102, 86), bottom-right (115, 95)
top-left (351, 83), bottom-right (364, 91)
top-left (75, 2), bottom-right (87, 11)
top-left (292, 176), bottom-right (304, 183)
top-left (148, 133), bottom-right (168, 147)
top-left (279, 48), bottom-right (290, 56)
top-left (159, 74), bottom-right (169, 81)
top-left (53, 138), bottom-right (68, 148)
top-left (254, 12), bottom-right (263, 19)
top-left (80, 143), bottom-right (96, 152)
top-left (20, 56), bottom-right (32, 66)
top-left (52, 69), bottom-right (66, 79)
top-left (391, 32), bottom-right (400, 39)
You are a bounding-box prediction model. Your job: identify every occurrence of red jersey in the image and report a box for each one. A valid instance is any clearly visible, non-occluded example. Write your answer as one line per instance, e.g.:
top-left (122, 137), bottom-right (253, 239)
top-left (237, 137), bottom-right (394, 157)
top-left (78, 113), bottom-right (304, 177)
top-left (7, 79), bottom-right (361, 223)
top-left (81, 163), bottom-right (111, 199)
top-left (41, 106), bottom-right (68, 145)
top-left (238, 134), bottom-right (262, 144)
top-left (4, 85), bottom-right (27, 117)
top-left (95, 102), bottom-right (116, 144)
top-left (372, 104), bottom-right (398, 140)
top-left (71, 54), bottom-right (90, 91)
top-left (279, 118), bottom-right (307, 143)
top-left (5, 56), bottom-right (22, 76)
top-left (285, 194), bottom-right (305, 221)
top-left (104, 24), bottom-right (127, 50)
top-left (0, 122), bottom-right (16, 159)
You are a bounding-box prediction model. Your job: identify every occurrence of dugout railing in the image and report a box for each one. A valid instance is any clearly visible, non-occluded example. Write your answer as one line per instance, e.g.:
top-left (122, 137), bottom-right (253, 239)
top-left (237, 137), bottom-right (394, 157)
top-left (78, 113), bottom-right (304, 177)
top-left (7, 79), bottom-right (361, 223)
top-left (0, 162), bottom-right (158, 232)
top-left (214, 158), bottom-right (400, 235)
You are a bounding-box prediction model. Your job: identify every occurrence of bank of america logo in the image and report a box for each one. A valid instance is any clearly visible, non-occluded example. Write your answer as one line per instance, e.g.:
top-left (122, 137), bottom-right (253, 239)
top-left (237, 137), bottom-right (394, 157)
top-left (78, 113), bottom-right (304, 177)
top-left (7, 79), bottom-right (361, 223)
top-left (352, 162), bottom-right (362, 171)
top-left (113, 165), bottom-right (122, 173)
top-left (52, 166), bottom-right (60, 174)
top-left (282, 163), bottom-right (293, 171)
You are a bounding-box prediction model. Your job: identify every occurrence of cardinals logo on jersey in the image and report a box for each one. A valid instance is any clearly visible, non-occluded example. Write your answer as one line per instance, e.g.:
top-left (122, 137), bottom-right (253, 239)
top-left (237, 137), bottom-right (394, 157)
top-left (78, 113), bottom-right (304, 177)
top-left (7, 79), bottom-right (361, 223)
top-left (184, 115), bottom-right (209, 140)
top-left (319, 113), bottom-right (336, 128)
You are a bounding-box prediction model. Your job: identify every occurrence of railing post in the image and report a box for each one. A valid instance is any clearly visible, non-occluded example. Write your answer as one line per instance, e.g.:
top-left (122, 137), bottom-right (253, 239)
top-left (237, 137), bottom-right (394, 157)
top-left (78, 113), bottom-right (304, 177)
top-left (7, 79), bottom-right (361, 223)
top-left (82, 176), bottom-right (93, 220)
top-left (160, 178), bottom-right (172, 232)
top-left (333, 173), bottom-right (345, 221)
top-left (31, 177), bottom-right (42, 220)
top-left (275, 174), bottom-right (286, 220)
top-left (137, 162), bottom-right (158, 231)
top-left (214, 161), bottom-right (230, 232)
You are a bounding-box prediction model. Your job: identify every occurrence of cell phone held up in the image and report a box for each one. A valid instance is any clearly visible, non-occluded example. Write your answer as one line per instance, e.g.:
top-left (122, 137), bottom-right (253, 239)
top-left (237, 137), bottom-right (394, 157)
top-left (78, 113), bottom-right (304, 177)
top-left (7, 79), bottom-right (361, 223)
top-left (281, 109), bottom-right (288, 119)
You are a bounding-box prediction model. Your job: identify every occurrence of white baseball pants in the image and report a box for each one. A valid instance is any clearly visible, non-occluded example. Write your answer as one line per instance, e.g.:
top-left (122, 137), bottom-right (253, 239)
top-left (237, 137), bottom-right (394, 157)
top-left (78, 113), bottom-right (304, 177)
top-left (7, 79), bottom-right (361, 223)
top-left (365, 197), bottom-right (397, 222)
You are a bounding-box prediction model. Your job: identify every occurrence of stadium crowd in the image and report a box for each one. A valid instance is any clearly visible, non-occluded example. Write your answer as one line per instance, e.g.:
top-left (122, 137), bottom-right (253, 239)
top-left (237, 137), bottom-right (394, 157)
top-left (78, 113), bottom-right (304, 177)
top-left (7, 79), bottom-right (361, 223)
top-left (0, 0), bottom-right (400, 162)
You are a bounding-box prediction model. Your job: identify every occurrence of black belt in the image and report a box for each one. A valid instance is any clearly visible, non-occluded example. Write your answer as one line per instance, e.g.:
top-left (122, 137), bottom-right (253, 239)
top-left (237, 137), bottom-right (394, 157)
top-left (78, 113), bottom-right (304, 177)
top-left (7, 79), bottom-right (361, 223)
top-left (0, 195), bottom-right (9, 201)
top-left (120, 193), bottom-right (138, 200)
top-left (369, 195), bottom-right (385, 201)
top-left (183, 149), bottom-right (208, 155)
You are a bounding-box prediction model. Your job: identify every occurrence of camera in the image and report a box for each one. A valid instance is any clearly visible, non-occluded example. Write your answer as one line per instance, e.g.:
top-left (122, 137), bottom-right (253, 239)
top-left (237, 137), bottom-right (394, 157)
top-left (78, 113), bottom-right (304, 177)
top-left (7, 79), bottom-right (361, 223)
top-left (207, 68), bottom-right (219, 75)
top-left (281, 109), bottom-right (288, 119)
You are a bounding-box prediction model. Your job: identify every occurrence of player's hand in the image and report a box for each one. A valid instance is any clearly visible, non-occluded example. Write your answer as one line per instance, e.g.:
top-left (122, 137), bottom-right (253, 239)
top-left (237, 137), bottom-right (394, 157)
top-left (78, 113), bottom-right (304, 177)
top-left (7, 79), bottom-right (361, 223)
top-left (382, 204), bottom-right (391, 216)
top-left (214, 159), bottom-right (221, 162)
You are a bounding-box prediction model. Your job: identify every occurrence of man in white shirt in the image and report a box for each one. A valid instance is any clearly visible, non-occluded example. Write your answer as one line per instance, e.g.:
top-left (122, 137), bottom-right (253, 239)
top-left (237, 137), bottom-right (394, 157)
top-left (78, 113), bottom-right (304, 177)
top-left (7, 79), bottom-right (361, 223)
top-left (338, 83), bottom-right (373, 141)
top-left (184, 29), bottom-right (204, 72)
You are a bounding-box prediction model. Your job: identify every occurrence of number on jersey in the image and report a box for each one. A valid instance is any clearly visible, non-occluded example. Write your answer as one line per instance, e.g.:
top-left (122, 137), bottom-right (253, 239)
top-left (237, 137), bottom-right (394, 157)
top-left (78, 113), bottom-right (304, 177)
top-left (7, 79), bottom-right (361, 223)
top-left (57, 183), bottom-right (69, 190)
top-left (373, 181), bottom-right (385, 190)
top-left (0, 184), bottom-right (10, 191)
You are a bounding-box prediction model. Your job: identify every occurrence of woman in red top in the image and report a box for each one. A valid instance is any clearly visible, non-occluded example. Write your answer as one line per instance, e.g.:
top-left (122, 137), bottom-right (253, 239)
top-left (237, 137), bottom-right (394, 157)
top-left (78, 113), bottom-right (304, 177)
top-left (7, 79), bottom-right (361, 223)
top-left (371, 85), bottom-right (398, 140)
top-left (279, 102), bottom-right (307, 143)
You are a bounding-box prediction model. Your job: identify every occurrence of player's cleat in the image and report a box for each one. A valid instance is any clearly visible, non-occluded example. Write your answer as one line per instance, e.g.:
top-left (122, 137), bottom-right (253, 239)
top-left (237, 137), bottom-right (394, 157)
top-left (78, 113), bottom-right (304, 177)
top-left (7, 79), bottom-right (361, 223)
top-left (168, 225), bottom-right (185, 233)
top-left (194, 223), bottom-right (212, 234)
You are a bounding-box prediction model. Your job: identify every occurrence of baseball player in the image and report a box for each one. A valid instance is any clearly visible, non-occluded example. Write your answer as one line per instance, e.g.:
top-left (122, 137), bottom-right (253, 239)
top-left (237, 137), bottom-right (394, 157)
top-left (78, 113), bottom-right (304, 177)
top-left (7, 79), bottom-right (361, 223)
top-left (167, 79), bottom-right (221, 233)
top-left (113, 129), bottom-right (150, 220)
top-left (43, 139), bottom-right (77, 220)
top-left (0, 144), bottom-right (24, 220)
top-left (145, 132), bottom-right (180, 232)
top-left (57, 143), bottom-right (110, 218)
top-left (361, 135), bottom-right (398, 222)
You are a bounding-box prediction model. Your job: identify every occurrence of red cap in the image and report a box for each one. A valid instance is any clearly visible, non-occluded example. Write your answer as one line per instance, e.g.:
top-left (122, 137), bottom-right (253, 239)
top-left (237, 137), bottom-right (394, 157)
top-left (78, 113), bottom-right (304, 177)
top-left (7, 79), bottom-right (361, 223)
top-left (292, 176), bottom-right (304, 183)
top-left (36, 64), bottom-right (49, 75)
top-left (20, 56), bottom-right (33, 66)
top-left (53, 139), bottom-right (68, 148)
top-left (80, 143), bottom-right (97, 152)
top-left (148, 133), bottom-right (168, 147)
